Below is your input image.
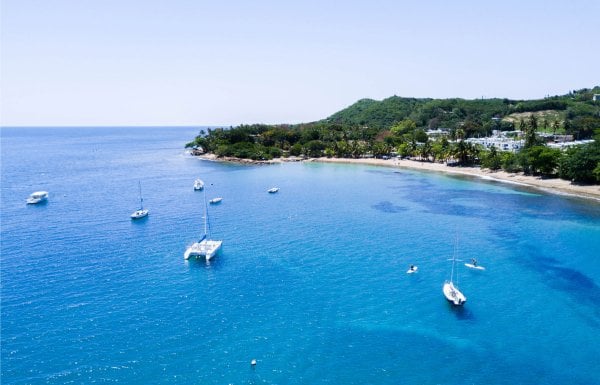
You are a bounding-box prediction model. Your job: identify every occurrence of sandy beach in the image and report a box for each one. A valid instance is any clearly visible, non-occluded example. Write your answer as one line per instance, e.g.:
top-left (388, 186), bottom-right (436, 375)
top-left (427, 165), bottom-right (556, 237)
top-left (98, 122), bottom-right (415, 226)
top-left (196, 153), bottom-right (600, 202)
top-left (312, 157), bottom-right (600, 202)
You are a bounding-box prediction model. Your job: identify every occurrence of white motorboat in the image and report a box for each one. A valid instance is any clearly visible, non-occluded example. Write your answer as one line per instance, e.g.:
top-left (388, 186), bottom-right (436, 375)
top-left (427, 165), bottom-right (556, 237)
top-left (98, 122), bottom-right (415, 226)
top-left (193, 179), bottom-right (204, 191)
top-left (26, 191), bottom-right (49, 204)
top-left (267, 187), bottom-right (279, 193)
top-left (185, 190), bottom-right (222, 261)
top-left (407, 265), bottom-right (418, 274)
top-left (209, 197), bottom-right (223, 204)
top-left (443, 237), bottom-right (467, 306)
top-left (131, 182), bottom-right (149, 219)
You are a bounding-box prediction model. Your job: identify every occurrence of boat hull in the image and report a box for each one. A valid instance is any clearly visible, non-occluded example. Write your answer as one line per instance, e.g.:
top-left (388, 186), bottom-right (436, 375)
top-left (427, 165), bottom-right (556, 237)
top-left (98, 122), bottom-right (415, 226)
top-left (184, 239), bottom-right (223, 261)
top-left (443, 281), bottom-right (466, 306)
top-left (131, 209), bottom-right (149, 219)
top-left (193, 179), bottom-right (204, 191)
top-left (26, 197), bottom-right (47, 204)
top-left (26, 191), bottom-right (48, 204)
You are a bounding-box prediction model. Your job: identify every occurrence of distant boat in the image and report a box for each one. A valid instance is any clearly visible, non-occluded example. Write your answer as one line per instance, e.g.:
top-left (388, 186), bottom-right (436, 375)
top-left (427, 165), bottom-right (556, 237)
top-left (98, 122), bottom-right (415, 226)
top-left (407, 265), bottom-right (418, 274)
top-left (209, 197), bottom-right (223, 204)
top-left (26, 191), bottom-right (48, 204)
top-left (184, 189), bottom-right (222, 261)
top-left (131, 181), bottom-right (149, 219)
top-left (267, 187), bottom-right (279, 193)
top-left (443, 237), bottom-right (466, 306)
top-left (193, 179), bottom-right (204, 191)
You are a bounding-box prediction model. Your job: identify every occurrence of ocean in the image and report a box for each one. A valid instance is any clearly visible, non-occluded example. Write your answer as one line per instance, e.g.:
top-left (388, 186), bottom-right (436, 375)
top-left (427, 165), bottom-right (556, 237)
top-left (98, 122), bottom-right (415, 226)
top-left (1, 127), bottom-right (599, 384)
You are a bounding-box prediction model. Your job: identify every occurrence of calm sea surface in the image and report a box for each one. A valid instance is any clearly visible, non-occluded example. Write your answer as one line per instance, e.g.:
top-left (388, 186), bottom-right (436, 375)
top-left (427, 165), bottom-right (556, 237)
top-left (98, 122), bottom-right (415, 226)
top-left (2, 127), bottom-right (600, 384)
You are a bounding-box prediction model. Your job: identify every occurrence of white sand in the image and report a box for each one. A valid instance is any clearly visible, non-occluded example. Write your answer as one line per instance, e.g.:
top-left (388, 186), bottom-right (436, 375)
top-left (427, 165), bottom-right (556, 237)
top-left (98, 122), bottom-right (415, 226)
top-left (311, 157), bottom-right (600, 202)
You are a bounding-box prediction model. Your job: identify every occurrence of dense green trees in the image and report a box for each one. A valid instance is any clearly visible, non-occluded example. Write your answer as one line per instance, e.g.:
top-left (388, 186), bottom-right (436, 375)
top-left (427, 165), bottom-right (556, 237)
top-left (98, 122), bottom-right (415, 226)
top-left (519, 146), bottom-right (562, 176)
top-left (558, 141), bottom-right (600, 183)
top-left (480, 146), bottom-right (502, 170)
top-left (186, 87), bottom-right (600, 184)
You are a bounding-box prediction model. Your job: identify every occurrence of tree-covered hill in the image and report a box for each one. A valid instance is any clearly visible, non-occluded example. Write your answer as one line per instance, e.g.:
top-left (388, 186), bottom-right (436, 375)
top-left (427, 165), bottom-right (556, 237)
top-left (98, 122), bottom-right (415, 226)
top-left (325, 87), bottom-right (600, 138)
top-left (325, 97), bottom-right (429, 129)
top-left (187, 86), bottom-right (600, 183)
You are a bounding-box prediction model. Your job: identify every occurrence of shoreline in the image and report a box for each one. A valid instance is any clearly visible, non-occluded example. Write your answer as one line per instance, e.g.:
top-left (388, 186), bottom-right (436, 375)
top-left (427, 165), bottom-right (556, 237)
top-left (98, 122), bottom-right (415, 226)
top-left (195, 154), bottom-right (600, 202)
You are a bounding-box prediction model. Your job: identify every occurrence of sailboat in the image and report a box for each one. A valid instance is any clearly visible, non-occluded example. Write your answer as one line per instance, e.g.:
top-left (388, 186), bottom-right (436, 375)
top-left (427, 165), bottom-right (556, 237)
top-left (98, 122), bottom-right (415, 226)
top-left (184, 189), bottom-right (222, 261)
top-left (130, 181), bottom-right (149, 219)
top-left (443, 237), bottom-right (466, 306)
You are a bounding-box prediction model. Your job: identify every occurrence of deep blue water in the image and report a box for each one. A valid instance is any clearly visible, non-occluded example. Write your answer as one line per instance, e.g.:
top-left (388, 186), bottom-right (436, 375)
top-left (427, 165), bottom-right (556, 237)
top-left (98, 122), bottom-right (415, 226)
top-left (2, 127), bottom-right (600, 384)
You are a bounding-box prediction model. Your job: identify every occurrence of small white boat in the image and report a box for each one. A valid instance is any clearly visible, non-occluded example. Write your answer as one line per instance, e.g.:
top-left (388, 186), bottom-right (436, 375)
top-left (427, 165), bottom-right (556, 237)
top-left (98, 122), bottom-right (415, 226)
top-left (443, 281), bottom-right (467, 306)
top-left (131, 182), bottom-right (149, 219)
top-left (185, 190), bottom-right (222, 261)
top-left (267, 187), bottom-right (279, 193)
top-left (443, 237), bottom-right (467, 306)
top-left (130, 209), bottom-right (149, 219)
top-left (209, 197), bottom-right (223, 204)
top-left (26, 191), bottom-right (49, 204)
top-left (193, 179), bottom-right (204, 191)
top-left (407, 265), bottom-right (418, 274)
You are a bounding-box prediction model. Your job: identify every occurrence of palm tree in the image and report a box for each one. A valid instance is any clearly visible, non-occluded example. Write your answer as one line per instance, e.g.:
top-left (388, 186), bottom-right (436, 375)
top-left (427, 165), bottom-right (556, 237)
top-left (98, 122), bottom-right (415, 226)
top-left (529, 114), bottom-right (538, 131)
top-left (552, 119), bottom-right (560, 135)
top-left (451, 140), bottom-right (480, 165)
top-left (419, 141), bottom-right (432, 161)
top-left (452, 140), bottom-right (468, 164)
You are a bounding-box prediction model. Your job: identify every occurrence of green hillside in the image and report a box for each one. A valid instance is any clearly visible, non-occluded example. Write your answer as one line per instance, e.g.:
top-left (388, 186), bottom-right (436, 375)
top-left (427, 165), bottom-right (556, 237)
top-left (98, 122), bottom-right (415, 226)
top-left (325, 87), bottom-right (600, 138)
top-left (187, 86), bottom-right (600, 183)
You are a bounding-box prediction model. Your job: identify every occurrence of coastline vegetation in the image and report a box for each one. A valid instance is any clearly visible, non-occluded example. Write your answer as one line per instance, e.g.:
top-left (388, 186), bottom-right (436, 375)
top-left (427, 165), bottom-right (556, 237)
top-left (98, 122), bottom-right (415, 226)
top-left (186, 87), bottom-right (600, 184)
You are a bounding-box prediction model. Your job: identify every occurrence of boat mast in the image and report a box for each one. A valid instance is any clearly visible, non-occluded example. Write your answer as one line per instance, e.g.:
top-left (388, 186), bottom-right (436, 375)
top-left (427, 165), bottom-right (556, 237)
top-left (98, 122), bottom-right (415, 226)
top-left (138, 181), bottom-right (144, 210)
top-left (203, 189), bottom-right (208, 237)
top-left (451, 234), bottom-right (458, 283)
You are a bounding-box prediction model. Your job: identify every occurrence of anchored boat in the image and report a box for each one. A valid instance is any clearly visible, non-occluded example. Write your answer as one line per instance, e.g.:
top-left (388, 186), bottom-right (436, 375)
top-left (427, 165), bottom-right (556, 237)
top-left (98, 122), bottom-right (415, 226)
top-left (184, 189), bottom-right (222, 261)
top-left (443, 237), bottom-right (466, 306)
top-left (26, 191), bottom-right (49, 204)
top-left (131, 181), bottom-right (149, 219)
top-left (193, 179), bottom-right (204, 191)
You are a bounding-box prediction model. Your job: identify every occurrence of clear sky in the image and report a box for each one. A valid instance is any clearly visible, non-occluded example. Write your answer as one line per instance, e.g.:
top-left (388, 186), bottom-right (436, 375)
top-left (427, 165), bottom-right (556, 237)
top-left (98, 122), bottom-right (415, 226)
top-left (1, 0), bottom-right (599, 126)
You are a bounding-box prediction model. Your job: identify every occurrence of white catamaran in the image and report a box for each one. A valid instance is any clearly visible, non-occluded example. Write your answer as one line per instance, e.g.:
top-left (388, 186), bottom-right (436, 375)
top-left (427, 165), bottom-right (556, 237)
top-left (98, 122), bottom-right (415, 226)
top-left (443, 238), bottom-right (467, 306)
top-left (184, 190), bottom-right (222, 261)
top-left (130, 181), bottom-right (149, 219)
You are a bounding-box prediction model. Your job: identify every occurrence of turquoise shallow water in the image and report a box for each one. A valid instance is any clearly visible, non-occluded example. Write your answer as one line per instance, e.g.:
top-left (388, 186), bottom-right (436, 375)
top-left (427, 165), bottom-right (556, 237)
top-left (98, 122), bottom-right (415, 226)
top-left (2, 127), bottom-right (600, 384)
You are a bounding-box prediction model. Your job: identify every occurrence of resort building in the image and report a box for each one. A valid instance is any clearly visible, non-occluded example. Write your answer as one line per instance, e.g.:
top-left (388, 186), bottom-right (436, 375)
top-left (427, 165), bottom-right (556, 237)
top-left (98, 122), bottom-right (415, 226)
top-left (466, 130), bottom-right (592, 152)
top-left (426, 128), bottom-right (450, 138)
top-left (547, 139), bottom-right (594, 149)
top-left (465, 137), bottom-right (524, 152)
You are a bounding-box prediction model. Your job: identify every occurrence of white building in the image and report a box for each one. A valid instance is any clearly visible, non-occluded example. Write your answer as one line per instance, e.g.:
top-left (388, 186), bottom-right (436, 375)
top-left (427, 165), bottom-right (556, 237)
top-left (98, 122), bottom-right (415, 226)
top-left (547, 140), bottom-right (594, 150)
top-left (426, 128), bottom-right (450, 138)
top-left (465, 137), bottom-right (524, 152)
